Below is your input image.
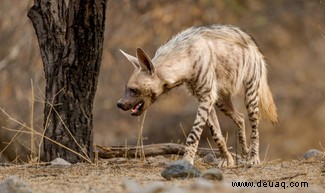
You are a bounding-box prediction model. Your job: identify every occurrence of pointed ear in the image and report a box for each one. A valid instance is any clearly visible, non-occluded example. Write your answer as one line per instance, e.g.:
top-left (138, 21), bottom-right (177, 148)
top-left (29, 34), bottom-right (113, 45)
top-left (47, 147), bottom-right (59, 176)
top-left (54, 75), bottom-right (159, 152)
top-left (136, 48), bottom-right (156, 75)
top-left (119, 49), bottom-right (140, 69)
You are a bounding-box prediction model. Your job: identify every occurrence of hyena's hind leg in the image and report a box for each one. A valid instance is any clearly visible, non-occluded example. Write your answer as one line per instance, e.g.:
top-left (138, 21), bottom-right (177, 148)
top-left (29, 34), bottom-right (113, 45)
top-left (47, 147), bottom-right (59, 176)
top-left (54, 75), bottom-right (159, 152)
top-left (216, 96), bottom-right (249, 159)
top-left (244, 79), bottom-right (261, 165)
top-left (207, 107), bottom-right (234, 166)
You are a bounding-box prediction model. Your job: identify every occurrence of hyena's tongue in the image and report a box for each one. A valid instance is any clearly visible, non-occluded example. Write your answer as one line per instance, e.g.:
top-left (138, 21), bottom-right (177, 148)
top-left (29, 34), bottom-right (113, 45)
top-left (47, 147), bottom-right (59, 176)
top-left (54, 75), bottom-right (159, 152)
top-left (131, 102), bottom-right (142, 114)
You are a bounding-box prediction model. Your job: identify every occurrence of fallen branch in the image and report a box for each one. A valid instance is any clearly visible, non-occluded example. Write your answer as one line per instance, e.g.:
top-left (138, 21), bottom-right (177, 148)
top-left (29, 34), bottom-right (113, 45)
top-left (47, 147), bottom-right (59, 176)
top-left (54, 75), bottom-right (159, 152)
top-left (95, 143), bottom-right (233, 159)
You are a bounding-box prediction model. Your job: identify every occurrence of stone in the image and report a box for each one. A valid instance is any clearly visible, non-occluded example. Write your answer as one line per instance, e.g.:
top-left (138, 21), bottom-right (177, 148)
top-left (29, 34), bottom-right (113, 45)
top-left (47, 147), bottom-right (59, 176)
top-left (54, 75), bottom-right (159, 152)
top-left (202, 153), bottom-right (218, 164)
top-left (123, 179), bottom-right (140, 193)
top-left (192, 178), bottom-right (216, 189)
top-left (123, 179), bottom-right (165, 193)
top-left (303, 149), bottom-right (324, 160)
top-left (147, 156), bottom-right (168, 167)
top-left (200, 168), bottom-right (223, 181)
top-left (161, 160), bottom-right (201, 180)
top-left (0, 176), bottom-right (32, 193)
top-left (50, 158), bottom-right (72, 166)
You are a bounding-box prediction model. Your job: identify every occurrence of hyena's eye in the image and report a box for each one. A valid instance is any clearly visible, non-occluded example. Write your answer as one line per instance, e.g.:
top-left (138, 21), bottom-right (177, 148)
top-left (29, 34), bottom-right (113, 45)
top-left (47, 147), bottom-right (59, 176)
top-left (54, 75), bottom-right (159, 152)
top-left (128, 88), bottom-right (140, 96)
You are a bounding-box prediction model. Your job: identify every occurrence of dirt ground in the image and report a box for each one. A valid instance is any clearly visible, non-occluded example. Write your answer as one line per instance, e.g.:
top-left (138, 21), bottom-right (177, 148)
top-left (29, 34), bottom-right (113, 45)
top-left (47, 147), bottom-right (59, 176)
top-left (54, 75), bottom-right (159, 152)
top-left (0, 156), bottom-right (324, 193)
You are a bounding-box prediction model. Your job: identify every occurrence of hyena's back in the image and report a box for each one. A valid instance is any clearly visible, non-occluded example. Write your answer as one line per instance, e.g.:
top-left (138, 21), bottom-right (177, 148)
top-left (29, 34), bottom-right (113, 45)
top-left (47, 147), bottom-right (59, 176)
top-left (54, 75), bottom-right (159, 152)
top-left (154, 25), bottom-right (278, 123)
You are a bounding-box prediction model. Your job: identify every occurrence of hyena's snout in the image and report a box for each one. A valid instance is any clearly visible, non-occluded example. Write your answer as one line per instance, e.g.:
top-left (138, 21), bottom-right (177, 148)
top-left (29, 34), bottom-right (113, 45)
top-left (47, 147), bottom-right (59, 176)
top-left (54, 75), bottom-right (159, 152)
top-left (117, 97), bottom-right (145, 116)
top-left (116, 98), bottom-right (131, 111)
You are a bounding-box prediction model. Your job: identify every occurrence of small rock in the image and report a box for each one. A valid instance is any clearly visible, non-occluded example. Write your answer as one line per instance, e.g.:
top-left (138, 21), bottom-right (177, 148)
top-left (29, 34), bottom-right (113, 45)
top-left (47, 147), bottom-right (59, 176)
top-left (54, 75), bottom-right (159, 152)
top-left (123, 179), bottom-right (165, 193)
top-left (123, 179), bottom-right (140, 192)
top-left (200, 168), bottom-right (223, 181)
top-left (50, 158), bottom-right (72, 166)
top-left (137, 182), bottom-right (165, 193)
top-left (107, 157), bottom-right (130, 164)
top-left (202, 153), bottom-right (218, 164)
top-left (303, 149), bottom-right (324, 160)
top-left (161, 160), bottom-right (201, 180)
top-left (0, 176), bottom-right (32, 193)
top-left (115, 157), bottom-right (129, 164)
top-left (192, 178), bottom-right (216, 189)
top-left (147, 156), bottom-right (168, 167)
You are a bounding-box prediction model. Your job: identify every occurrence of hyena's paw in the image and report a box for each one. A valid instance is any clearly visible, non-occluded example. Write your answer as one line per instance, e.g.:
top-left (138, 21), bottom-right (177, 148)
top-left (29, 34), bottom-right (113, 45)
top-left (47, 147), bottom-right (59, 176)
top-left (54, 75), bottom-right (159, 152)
top-left (219, 153), bottom-right (235, 167)
top-left (182, 154), bottom-right (195, 165)
top-left (247, 155), bottom-right (260, 166)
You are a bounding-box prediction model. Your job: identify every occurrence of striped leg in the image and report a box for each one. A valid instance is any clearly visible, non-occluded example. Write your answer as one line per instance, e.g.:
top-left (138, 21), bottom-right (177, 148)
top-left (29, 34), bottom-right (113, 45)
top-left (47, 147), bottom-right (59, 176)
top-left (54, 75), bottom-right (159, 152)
top-left (217, 96), bottom-right (249, 159)
top-left (183, 96), bottom-right (214, 164)
top-left (245, 80), bottom-right (261, 165)
top-left (207, 107), bottom-right (234, 166)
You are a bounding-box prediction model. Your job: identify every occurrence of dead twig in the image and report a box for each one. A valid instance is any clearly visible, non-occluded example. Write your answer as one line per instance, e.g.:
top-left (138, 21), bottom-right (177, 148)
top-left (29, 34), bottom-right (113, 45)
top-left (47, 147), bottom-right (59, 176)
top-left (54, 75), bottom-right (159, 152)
top-left (95, 143), bottom-right (233, 159)
top-left (264, 173), bottom-right (307, 182)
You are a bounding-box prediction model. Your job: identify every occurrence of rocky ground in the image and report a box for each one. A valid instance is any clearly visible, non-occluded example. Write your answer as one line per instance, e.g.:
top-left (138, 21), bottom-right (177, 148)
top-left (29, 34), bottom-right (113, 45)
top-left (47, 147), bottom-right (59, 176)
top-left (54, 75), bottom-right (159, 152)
top-left (0, 150), bottom-right (324, 193)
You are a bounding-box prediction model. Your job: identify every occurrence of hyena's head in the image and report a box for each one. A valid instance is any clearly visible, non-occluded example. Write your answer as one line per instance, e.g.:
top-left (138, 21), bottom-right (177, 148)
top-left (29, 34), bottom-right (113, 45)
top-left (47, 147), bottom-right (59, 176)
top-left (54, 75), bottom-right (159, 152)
top-left (117, 48), bottom-right (164, 116)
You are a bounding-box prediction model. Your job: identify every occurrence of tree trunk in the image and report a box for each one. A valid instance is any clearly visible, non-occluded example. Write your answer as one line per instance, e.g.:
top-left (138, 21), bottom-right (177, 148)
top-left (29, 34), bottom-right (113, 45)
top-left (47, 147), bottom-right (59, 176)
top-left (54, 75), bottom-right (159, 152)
top-left (28, 0), bottom-right (107, 163)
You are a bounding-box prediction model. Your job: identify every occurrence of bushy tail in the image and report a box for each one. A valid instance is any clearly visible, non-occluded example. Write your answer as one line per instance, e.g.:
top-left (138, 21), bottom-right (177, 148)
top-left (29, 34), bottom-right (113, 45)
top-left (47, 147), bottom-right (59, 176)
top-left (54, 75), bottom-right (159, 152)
top-left (258, 66), bottom-right (278, 124)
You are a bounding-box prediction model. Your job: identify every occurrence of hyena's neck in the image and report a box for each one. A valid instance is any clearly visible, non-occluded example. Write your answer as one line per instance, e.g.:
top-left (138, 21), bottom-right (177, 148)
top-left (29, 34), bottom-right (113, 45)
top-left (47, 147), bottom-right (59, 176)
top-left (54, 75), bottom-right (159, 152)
top-left (152, 34), bottom-right (208, 97)
top-left (154, 55), bottom-right (193, 94)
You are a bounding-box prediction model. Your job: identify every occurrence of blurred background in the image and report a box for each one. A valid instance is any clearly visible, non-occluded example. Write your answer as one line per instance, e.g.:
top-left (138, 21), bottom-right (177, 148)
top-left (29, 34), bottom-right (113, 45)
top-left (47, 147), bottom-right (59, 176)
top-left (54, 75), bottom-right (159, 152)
top-left (0, 0), bottom-right (324, 162)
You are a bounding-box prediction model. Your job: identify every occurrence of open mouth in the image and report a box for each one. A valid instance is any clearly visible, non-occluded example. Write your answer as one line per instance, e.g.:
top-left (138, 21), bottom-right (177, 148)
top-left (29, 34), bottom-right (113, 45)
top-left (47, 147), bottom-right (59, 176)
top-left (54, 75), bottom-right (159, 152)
top-left (131, 101), bottom-right (144, 116)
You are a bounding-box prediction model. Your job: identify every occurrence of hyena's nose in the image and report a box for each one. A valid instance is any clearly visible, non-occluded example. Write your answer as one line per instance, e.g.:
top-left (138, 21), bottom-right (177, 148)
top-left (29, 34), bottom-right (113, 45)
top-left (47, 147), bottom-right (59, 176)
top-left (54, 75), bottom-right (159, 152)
top-left (117, 101), bottom-right (123, 109)
top-left (117, 101), bottom-right (127, 110)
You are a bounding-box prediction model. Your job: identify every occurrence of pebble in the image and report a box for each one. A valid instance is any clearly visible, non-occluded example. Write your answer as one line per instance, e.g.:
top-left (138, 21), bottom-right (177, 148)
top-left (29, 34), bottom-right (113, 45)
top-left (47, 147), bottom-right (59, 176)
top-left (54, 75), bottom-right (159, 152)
top-left (191, 178), bottom-right (216, 189)
top-left (200, 168), bottom-right (223, 181)
top-left (202, 153), bottom-right (218, 164)
top-left (50, 158), bottom-right (72, 166)
top-left (161, 160), bottom-right (201, 180)
top-left (0, 176), bottom-right (32, 193)
top-left (303, 149), bottom-right (324, 160)
top-left (123, 179), bottom-right (166, 193)
top-left (147, 156), bottom-right (169, 167)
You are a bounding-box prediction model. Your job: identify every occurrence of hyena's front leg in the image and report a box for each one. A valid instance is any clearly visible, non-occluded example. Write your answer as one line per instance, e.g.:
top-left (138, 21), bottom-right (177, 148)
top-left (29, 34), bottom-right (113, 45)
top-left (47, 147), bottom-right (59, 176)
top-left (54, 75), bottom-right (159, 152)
top-left (207, 107), bottom-right (234, 166)
top-left (183, 97), bottom-right (214, 164)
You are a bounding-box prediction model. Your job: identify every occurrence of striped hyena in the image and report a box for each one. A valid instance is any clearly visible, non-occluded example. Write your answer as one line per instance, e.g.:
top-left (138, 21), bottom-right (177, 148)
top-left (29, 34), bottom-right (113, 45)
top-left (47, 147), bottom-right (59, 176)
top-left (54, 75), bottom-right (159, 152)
top-left (117, 25), bottom-right (278, 166)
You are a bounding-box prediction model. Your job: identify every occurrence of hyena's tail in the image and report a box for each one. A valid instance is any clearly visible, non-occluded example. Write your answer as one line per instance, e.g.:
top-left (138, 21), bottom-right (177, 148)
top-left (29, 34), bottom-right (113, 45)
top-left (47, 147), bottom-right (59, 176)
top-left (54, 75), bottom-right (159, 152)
top-left (258, 61), bottom-right (278, 124)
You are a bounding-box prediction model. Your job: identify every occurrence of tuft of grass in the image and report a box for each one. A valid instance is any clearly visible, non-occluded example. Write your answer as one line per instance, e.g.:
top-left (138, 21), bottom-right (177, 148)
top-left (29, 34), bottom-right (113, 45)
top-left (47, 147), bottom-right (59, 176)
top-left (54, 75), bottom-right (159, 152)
top-left (0, 111), bottom-right (92, 164)
top-left (30, 79), bottom-right (36, 163)
top-left (179, 123), bottom-right (187, 140)
top-left (1, 84), bottom-right (94, 164)
top-left (124, 138), bottom-right (128, 158)
top-left (263, 143), bottom-right (270, 162)
top-left (0, 125), bottom-right (26, 163)
top-left (135, 110), bottom-right (147, 162)
top-left (206, 137), bottom-right (217, 159)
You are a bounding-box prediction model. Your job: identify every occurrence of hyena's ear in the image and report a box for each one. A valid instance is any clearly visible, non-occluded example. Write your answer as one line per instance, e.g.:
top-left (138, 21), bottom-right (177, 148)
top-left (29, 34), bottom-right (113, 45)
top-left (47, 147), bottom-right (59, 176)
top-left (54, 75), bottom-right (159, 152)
top-left (136, 48), bottom-right (156, 75)
top-left (119, 49), bottom-right (140, 69)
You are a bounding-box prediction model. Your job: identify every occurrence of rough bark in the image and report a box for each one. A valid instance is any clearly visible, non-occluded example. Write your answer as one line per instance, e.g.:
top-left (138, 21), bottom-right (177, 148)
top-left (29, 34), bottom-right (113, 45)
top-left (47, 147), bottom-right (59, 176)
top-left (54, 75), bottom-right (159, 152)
top-left (28, 0), bottom-right (107, 163)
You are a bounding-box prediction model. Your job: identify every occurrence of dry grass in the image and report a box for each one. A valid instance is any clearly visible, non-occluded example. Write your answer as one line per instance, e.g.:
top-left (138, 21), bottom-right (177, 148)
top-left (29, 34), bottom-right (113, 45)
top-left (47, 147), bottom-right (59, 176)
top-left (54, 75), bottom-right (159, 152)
top-left (135, 110), bottom-right (147, 161)
top-left (0, 89), bottom-right (93, 164)
top-left (0, 157), bottom-right (324, 193)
